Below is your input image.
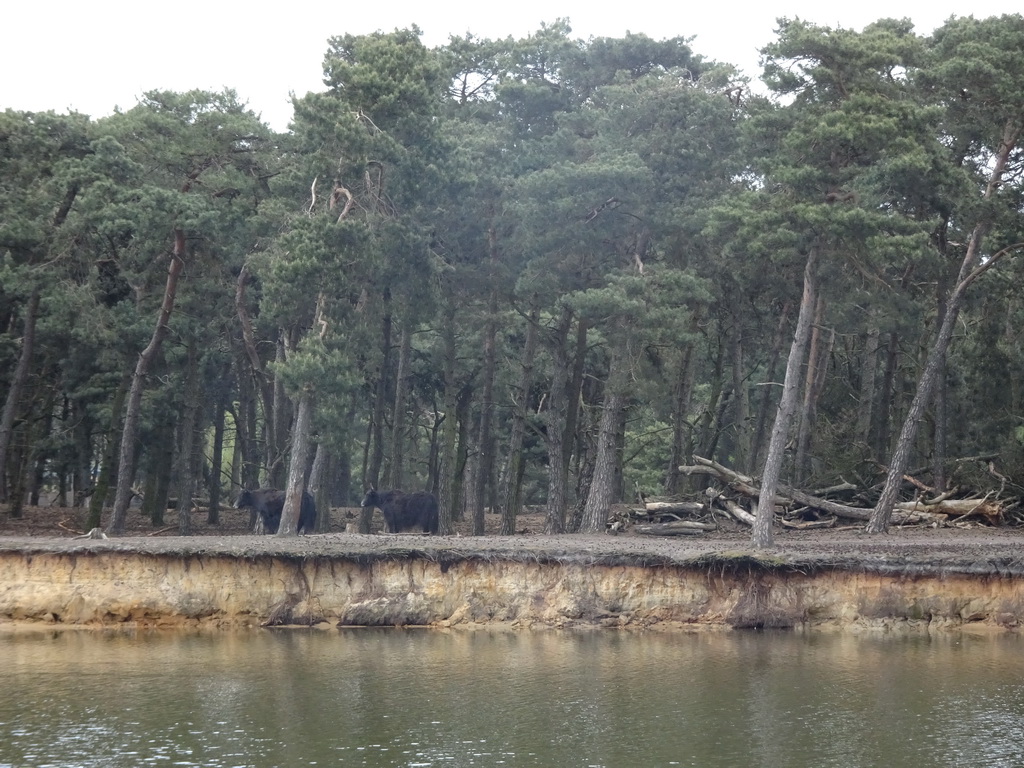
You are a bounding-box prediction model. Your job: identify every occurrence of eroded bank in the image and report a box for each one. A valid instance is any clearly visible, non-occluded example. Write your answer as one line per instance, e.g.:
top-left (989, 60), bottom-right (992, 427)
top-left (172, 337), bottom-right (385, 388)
top-left (2, 533), bottom-right (1023, 631)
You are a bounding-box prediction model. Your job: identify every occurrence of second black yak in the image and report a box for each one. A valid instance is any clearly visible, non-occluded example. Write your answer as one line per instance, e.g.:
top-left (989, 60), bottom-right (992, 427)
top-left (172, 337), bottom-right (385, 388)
top-left (235, 488), bottom-right (317, 534)
top-left (360, 488), bottom-right (439, 534)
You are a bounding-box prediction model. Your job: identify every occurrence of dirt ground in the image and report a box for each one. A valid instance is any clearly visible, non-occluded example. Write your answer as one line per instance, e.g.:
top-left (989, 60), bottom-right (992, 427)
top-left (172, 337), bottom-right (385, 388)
top-left (2, 501), bottom-right (1024, 568)
top-left (0, 503), bottom-right (555, 538)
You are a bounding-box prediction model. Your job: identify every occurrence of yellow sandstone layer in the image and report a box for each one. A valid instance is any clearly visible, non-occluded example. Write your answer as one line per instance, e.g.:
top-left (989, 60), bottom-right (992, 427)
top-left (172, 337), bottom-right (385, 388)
top-left (1, 546), bottom-right (1021, 632)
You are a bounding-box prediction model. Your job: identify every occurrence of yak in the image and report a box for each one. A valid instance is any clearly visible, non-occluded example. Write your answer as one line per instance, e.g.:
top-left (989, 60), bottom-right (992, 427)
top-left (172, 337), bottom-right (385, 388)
top-left (360, 488), bottom-right (439, 534)
top-left (235, 488), bottom-right (317, 534)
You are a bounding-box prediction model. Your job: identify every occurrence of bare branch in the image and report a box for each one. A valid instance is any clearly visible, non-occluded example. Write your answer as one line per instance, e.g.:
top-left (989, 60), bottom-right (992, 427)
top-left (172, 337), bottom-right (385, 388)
top-left (308, 175), bottom-right (318, 215)
top-left (330, 185), bottom-right (354, 221)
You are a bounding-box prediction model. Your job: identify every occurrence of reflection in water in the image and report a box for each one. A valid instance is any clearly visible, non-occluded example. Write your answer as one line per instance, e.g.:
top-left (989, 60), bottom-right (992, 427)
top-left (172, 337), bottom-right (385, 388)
top-left (1, 629), bottom-right (1023, 767)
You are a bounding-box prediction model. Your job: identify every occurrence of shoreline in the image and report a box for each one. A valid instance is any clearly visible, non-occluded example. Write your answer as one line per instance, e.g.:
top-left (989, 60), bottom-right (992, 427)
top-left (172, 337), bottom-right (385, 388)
top-left (2, 529), bottom-right (1023, 632)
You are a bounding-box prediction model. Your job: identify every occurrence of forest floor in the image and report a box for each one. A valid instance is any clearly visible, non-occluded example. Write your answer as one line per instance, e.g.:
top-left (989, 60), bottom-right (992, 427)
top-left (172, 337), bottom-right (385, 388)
top-left (0, 503), bottom-right (542, 538)
top-left (2, 502), bottom-right (1024, 571)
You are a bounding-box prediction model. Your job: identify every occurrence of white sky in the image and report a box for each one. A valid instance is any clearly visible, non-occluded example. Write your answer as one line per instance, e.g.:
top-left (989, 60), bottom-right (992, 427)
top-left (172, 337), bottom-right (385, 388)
top-left (3, 0), bottom-right (1021, 131)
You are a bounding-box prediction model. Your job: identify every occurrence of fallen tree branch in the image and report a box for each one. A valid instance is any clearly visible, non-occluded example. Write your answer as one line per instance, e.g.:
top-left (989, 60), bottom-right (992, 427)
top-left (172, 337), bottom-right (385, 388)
top-left (897, 495), bottom-right (1001, 525)
top-left (73, 527), bottom-right (108, 540)
top-left (633, 521), bottom-right (714, 536)
top-left (681, 456), bottom-right (954, 526)
top-left (780, 516), bottom-right (836, 530)
top-left (58, 519), bottom-right (84, 535)
top-left (639, 500), bottom-right (707, 518)
top-left (811, 481), bottom-right (858, 496)
top-left (721, 499), bottom-right (756, 526)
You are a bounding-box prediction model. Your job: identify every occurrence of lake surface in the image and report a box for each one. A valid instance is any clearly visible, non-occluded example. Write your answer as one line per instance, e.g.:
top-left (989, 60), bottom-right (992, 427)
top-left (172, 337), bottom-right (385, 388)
top-left (1, 627), bottom-right (1023, 767)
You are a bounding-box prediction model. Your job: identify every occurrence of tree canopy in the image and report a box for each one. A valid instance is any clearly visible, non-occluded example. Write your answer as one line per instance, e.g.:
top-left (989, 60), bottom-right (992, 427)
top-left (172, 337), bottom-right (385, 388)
top-left (1, 17), bottom-right (1022, 545)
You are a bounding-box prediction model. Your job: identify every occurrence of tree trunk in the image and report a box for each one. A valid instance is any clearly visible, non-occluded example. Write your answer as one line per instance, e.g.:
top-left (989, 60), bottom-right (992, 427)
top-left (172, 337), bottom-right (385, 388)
top-left (232, 345), bottom-right (262, 492)
top-left (664, 347), bottom-right (693, 495)
top-left (71, 398), bottom-right (93, 508)
top-left (385, 322), bottom-right (412, 489)
top-left (868, 117), bottom-right (1022, 533)
top-left (561, 317), bottom-right (589, 527)
top-left (752, 247), bottom-right (819, 548)
top-left (361, 298), bottom-right (392, 533)
top-left (855, 323), bottom-right (880, 450)
top-left (543, 307), bottom-right (573, 533)
top-left (235, 267), bottom-right (277, 484)
top-left (108, 228), bottom-right (185, 534)
top-left (269, 336), bottom-right (291, 488)
top-left (931, 287), bottom-right (949, 494)
top-left (729, 318), bottom-right (751, 473)
top-left (278, 388), bottom-right (314, 536)
top-left (751, 301), bottom-right (792, 471)
top-left (452, 384), bottom-right (473, 523)
top-left (55, 398), bottom-right (72, 507)
top-left (28, 379), bottom-right (57, 507)
top-left (437, 302), bottom-right (459, 535)
top-left (174, 339), bottom-right (201, 535)
top-left (472, 236), bottom-right (500, 535)
top-left (334, 397), bottom-right (357, 507)
top-left (207, 378), bottom-right (227, 525)
top-left (0, 289), bottom-right (40, 503)
top-left (580, 337), bottom-right (629, 533)
top-left (1, 182), bottom-right (79, 504)
top-left (427, 405), bottom-right (442, 495)
top-left (695, 338), bottom-right (725, 462)
top-left (867, 240), bottom-right (1023, 532)
top-left (229, 421), bottom-right (241, 492)
top-left (141, 413), bottom-right (175, 527)
top-left (6, 442), bottom-right (28, 518)
top-left (665, 309), bottom-right (702, 494)
top-left (794, 296), bottom-right (831, 483)
top-left (500, 306), bottom-right (540, 535)
top-left (140, 451), bottom-right (163, 527)
top-left (872, 330), bottom-right (900, 463)
top-left (308, 442), bottom-right (330, 533)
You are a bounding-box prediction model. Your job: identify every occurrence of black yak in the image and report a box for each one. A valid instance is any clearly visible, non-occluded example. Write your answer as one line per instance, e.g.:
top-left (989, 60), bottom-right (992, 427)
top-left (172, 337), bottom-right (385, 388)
top-left (360, 488), bottom-right (439, 534)
top-left (235, 488), bottom-right (317, 534)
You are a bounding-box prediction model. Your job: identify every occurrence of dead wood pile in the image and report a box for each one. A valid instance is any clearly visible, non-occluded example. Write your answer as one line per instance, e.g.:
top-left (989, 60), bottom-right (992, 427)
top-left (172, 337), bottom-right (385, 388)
top-left (623, 455), bottom-right (1012, 536)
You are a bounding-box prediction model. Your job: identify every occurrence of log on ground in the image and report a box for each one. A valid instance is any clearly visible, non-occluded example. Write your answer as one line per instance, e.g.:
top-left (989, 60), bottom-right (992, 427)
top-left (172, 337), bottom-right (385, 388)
top-left (632, 521), bottom-right (715, 536)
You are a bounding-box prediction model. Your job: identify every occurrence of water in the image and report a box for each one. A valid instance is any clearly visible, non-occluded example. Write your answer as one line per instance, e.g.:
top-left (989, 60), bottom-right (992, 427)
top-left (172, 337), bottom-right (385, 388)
top-left (1, 628), bottom-right (1023, 767)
